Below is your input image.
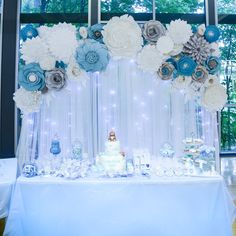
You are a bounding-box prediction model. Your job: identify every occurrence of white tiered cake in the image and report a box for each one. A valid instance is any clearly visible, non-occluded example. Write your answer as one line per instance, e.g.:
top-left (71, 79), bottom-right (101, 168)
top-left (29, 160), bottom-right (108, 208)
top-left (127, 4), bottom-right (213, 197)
top-left (96, 131), bottom-right (126, 174)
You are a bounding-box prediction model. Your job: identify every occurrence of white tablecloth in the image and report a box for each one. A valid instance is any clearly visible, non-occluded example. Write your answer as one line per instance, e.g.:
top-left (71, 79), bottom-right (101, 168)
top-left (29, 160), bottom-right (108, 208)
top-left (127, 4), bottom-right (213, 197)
top-left (0, 158), bottom-right (17, 219)
top-left (4, 175), bottom-right (236, 236)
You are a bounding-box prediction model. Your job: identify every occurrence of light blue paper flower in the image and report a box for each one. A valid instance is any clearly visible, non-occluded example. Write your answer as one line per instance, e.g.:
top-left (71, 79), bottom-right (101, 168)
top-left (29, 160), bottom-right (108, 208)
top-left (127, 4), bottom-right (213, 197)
top-left (204, 25), bottom-right (220, 43)
top-left (88, 24), bottom-right (104, 43)
top-left (20, 24), bottom-right (38, 42)
top-left (177, 56), bottom-right (197, 76)
top-left (205, 56), bottom-right (220, 74)
top-left (19, 63), bottom-right (45, 91)
top-left (76, 40), bottom-right (110, 72)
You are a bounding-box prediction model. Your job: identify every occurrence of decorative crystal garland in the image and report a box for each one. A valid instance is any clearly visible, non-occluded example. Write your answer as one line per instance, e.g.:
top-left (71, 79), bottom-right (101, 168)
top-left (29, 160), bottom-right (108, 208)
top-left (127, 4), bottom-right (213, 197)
top-left (14, 14), bottom-right (226, 114)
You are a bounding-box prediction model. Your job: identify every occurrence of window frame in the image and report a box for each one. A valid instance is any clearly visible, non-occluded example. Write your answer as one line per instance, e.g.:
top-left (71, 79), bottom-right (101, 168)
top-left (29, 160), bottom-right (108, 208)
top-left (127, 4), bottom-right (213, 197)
top-left (1, 0), bottom-right (235, 159)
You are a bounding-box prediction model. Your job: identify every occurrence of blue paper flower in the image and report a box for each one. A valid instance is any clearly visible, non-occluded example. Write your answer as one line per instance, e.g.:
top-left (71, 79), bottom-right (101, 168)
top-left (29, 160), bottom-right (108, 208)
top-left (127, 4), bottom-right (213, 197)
top-left (177, 56), bottom-right (197, 76)
top-left (158, 62), bottom-right (175, 80)
top-left (19, 63), bottom-right (45, 91)
top-left (56, 61), bottom-right (67, 69)
top-left (205, 56), bottom-right (220, 74)
top-left (88, 24), bottom-right (104, 43)
top-left (20, 24), bottom-right (38, 42)
top-left (204, 25), bottom-right (220, 43)
top-left (76, 40), bottom-right (110, 72)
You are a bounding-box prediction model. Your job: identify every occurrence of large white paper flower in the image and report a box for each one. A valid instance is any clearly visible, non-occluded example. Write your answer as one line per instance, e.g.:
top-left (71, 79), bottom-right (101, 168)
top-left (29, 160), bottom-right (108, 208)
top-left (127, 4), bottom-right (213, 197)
top-left (13, 87), bottom-right (42, 113)
top-left (44, 23), bottom-right (78, 63)
top-left (39, 56), bottom-right (56, 71)
top-left (66, 59), bottom-right (89, 86)
top-left (37, 25), bottom-right (52, 39)
top-left (102, 15), bottom-right (143, 58)
top-left (167, 19), bottom-right (192, 44)
top-left (202, 84), bottom-right (227, 111)
top-left (156, 36), bottom-right (174, 54)
top-left (20, 37), bottom-right (49, 64)
top-left (172, 76), bottom-right (192, 89)
top-left (137, 45), bottom-right (164, 72)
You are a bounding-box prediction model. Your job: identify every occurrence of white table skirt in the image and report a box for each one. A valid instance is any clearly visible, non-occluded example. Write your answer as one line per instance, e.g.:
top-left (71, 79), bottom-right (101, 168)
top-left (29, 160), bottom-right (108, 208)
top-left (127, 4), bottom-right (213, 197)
top-left (4, 175), bottom-right (236, 236)
top-left (0, 158), bottom-right (17, 219)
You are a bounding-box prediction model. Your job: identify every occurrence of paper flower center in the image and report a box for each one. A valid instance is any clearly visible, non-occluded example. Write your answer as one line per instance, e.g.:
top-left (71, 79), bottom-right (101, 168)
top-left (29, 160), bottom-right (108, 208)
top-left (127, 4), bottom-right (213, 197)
top-left (52, 74), bottom-right (62, 83)
top-left (94, 31), bottom-right (102, 38)
top-left (85, 51), bottom-right (99, 64)
top-left (162, 67), bottom-right (170, 75)
top-left (27, 31), bottom-right (33, 37)
top-left (148, 27), bottom-right (157, 37)
top-left (72, 66), bottom-right (80, 76)
top-left (28, 73), bottom-right (38, 82)
top-left (208, 60), bottom-right (217, 69)
top-left (183, 63), bottom-right (189, 69)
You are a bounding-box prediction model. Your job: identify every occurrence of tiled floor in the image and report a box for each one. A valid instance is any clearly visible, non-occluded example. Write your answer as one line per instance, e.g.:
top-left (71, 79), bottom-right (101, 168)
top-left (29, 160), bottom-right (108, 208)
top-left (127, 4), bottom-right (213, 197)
top-left (0, 217), bottom-right (235, 236)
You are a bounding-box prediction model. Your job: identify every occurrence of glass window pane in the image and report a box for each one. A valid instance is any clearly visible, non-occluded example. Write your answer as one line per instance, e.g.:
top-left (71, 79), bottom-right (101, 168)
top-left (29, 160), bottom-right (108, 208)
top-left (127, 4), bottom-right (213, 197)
top-left (101, 0), bottom-right (153, 13)
top-left (218, 25), bottom-right (236, 104)
top-left (221, 158), bottom-right (236, 187)
top-left (155, 0), bottom-right (204, 14)
top-left (218, 0), bottom-right (236, 14)
top-left (221, 107), bottom-right (236, 152)
top-left (218, 25), bottom-right (236, 61)
top-left (21, 0), bottom-right (88, 13)
top-left (220, 60), bottom-right (236, 104)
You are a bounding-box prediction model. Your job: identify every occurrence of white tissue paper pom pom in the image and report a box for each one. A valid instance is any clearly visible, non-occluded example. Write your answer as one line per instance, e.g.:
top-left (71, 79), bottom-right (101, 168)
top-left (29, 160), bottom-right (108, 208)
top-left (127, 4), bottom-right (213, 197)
top-left (13, 87), bottom-right (42, 114)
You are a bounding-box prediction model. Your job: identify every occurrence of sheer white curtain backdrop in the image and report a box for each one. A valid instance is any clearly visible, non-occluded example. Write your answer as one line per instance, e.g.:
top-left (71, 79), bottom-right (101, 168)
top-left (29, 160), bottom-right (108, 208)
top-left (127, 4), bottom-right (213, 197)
top-left (16, 59), bottom-right (219, 169)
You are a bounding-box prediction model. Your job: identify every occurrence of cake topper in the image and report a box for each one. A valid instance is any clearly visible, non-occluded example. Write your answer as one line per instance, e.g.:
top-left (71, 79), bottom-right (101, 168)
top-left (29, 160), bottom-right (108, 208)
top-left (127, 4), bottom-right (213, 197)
top-left (108, 131), bottom-right (116, 142)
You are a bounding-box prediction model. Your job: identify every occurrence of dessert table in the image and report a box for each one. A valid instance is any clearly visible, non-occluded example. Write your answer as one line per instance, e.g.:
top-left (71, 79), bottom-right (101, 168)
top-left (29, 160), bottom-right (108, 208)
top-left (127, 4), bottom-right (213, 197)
top-left (4, 175), bottom-right (236, 236)
top-left (0, 158), bottom-right (17, 219)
